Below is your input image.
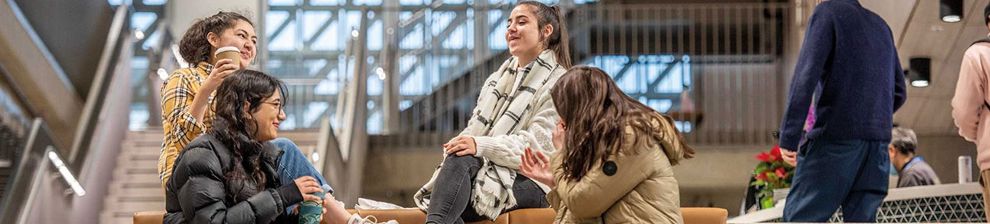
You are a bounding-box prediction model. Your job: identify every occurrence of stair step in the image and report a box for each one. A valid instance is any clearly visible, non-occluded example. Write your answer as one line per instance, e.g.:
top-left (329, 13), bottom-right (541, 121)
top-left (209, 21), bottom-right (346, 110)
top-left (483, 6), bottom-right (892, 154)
top-left (117, 155), bottom-right (158, 163)
top-left (112, 162), bottom-right (155, 169)
top-left (107, 195), bottom-right (165, 203)
top-left (111, 173), bottom-right (159, 183)
top-left (103, 198), bottom-right (164, 213)
top-left (124, 136), bottom-right (164, 142)
top-left (101, 200), bottom-right (164, 213)
top-left (110, 181), bottom-right (161, 189)
top-left (113, 165), bottom-right (157, 173)
top-left (120, 154), bottom-right (159, 161)
top-left (108, 185), bottom-right (163, 196)
top-left (113, 167), bottom-right (157, 175)
top-left (114, 160), bottom-right (157, 169)
top-left (118, 150), bottom-right (161, 156)
top-left (127, 141), bottom-right (164, 148)
top-left (107, 187), bottom-right (165, 197)
top-left (114, 170), bottom-right (156, 178)
top-left (118, 149), bottom-right (162, 157)
top-left (126, 130), bottom-right (163, 137)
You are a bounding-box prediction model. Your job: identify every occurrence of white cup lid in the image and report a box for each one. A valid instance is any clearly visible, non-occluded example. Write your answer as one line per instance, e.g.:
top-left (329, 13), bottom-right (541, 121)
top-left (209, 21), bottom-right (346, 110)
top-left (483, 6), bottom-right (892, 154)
top-left (215, 46), bottom-right (241, 55)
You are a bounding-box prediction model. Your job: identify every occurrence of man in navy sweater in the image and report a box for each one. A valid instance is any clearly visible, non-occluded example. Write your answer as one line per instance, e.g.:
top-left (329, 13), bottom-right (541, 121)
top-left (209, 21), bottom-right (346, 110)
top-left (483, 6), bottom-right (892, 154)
top-left (778, 0), bottom-right (906, 222)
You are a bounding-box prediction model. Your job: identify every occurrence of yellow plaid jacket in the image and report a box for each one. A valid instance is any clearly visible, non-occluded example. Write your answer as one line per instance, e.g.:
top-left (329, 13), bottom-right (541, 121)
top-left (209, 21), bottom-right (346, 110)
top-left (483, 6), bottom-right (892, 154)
top-left (157, 62), bottom-right (216, 188)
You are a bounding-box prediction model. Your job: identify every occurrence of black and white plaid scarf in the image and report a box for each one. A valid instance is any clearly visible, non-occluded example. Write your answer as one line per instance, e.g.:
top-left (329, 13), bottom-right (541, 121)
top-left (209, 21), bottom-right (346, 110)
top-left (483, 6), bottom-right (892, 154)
top-left (415, 50), bottom-right (562, 220)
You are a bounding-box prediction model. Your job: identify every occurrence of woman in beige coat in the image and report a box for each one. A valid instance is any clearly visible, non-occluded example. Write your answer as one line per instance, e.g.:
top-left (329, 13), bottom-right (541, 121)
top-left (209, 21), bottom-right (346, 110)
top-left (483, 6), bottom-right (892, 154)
top-left (519, 66), bottom-right (695, 223)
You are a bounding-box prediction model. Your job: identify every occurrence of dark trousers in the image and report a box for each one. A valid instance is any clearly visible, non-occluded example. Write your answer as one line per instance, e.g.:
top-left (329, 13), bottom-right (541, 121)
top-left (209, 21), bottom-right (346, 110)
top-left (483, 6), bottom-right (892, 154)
top-left (783, 139), bottom-right (890, 222)
top-left (425, 154), bottom-right (548, 224)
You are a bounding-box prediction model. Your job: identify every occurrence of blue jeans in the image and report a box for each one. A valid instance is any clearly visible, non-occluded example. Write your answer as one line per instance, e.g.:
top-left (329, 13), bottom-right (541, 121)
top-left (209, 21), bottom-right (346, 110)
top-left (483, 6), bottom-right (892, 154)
top-left (271, 138), bottom-right (333, 213)
top-left (783, 139), bottom-right (889, 222)
top-left (272, 138), bottom-right (331, 190)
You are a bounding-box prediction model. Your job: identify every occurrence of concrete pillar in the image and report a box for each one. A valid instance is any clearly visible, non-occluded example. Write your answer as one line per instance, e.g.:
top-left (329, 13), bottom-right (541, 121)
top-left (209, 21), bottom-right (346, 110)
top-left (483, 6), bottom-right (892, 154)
top-left (381, 0), bottom-right (400, 134)
top-left (473, 0), bottom-right (490, 65)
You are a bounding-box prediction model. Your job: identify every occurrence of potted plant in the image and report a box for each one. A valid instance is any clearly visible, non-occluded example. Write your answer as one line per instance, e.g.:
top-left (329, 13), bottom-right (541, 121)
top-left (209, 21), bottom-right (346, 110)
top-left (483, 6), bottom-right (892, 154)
top-left (751, 145), bottom-right (795, 209)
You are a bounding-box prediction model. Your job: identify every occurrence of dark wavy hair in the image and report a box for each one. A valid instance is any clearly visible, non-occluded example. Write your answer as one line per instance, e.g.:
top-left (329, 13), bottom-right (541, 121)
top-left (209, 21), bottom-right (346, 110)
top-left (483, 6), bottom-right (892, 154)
top-left (517, 1), bottom-right (572, 68)
top-left (208, 69), bottom-right (286, 202)
top-left (551, 66), bottom-right (695, 182)
top-left (179, 11), bottom-right (253, 67)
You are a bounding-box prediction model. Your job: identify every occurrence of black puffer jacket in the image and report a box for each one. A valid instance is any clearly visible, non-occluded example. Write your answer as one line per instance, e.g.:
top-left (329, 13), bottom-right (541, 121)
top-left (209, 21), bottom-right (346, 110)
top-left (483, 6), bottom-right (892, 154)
top-left (163, 133), bottom-right (303, 224)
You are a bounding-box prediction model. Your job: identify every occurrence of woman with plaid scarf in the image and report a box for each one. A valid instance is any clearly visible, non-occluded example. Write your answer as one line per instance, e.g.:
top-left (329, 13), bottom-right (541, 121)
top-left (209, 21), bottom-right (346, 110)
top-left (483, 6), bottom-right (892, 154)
top-left (414, 1), bottom-right (573, 223)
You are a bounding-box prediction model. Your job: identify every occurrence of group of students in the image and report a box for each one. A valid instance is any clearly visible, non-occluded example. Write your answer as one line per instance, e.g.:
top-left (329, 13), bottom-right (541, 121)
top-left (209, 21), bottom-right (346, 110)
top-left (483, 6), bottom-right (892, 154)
top-left (155, 1), bottom-right (694, 224)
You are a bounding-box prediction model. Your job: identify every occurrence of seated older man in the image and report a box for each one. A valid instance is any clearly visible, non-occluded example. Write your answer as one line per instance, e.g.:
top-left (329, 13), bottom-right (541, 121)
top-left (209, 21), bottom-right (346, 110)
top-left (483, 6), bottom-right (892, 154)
top-left (889, 127), bottom-right (940, 188)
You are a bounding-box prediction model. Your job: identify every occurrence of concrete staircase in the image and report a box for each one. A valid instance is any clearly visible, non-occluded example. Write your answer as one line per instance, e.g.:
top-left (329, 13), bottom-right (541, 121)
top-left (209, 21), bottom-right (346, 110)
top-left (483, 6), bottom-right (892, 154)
top-left (98, 128), bottom-right (320, 224)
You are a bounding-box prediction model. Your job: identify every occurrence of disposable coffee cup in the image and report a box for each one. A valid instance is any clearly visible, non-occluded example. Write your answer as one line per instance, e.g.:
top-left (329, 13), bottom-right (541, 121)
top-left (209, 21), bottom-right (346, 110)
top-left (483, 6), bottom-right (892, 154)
top-left (298, 189), bottom-right (325, 224)
top-left (214, 46), bottom-right (241, 69)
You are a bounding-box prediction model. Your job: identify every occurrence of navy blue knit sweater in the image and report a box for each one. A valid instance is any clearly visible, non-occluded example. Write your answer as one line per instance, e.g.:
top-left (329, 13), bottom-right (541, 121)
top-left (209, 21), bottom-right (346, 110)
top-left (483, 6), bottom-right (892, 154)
top-left (778, 0), bottom-right (907, 150)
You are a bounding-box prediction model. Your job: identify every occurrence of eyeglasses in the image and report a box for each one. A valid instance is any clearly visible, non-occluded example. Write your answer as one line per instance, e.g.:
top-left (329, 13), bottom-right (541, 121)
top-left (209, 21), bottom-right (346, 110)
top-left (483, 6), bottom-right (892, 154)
top-left (262, 101), bottom-right (282, 109)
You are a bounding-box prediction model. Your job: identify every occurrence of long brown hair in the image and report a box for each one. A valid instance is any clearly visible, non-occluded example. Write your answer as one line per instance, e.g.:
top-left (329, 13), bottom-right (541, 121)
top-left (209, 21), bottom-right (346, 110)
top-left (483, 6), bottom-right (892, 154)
top-left (517, 1), bottom-right (571, 68)
top-left (208, 69), bottom-right (286, 203)
top-left (178, 11), bottom-right (253, 67)
top-left (551, 66), bottom-right (695, 182)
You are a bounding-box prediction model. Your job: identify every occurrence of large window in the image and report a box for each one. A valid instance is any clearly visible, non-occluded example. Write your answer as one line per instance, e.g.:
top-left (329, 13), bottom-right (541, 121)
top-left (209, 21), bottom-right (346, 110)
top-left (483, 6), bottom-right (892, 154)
top-left (584, 55), bottom-right (694, 132)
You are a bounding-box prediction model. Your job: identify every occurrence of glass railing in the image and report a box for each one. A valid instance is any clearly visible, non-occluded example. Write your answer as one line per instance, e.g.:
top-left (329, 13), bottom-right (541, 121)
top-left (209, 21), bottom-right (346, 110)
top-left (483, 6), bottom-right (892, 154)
top-left (386, 2), bottom-right (792, 146)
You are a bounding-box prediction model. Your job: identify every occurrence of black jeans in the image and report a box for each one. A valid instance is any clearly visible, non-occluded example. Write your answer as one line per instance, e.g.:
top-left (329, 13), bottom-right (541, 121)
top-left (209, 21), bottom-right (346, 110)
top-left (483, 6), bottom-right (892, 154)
top-left (425, 154), bottom-right (549, 224)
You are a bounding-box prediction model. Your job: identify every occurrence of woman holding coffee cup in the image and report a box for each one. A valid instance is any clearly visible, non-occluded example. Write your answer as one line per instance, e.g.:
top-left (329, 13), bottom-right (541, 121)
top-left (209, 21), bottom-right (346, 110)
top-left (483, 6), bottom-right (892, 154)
top-left (158, 11), bottom-right (340, 221)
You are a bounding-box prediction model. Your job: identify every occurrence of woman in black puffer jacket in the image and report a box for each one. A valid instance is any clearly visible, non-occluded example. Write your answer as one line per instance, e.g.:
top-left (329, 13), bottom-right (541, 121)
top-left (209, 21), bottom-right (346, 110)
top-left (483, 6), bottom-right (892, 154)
top-left (163, 70), bottom-right (324, 224)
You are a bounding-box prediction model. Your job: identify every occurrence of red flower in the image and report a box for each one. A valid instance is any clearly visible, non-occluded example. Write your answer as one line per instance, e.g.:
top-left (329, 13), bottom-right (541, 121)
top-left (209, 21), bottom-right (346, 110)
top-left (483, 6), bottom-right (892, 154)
top-left (756, 152), bottom-right (772, 162)
top-left (756, 172), bottom-right (767, 181)
top-left (775, 167), bottom-right (787, 178)
top-left (771, 145), bottom-right (782, 158)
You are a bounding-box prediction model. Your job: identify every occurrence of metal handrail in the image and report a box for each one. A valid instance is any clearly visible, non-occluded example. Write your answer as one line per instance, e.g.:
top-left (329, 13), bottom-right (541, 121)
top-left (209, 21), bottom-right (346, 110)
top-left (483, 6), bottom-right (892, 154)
top-left (67, 4), bottom-right (131, 172)
top-left (144, 21), bottom-right (175, 128)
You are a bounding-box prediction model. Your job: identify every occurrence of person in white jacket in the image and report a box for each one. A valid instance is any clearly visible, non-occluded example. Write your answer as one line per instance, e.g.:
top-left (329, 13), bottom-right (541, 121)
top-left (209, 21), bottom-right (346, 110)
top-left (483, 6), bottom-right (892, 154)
top-left (412, 1), bottom-right (572, 223)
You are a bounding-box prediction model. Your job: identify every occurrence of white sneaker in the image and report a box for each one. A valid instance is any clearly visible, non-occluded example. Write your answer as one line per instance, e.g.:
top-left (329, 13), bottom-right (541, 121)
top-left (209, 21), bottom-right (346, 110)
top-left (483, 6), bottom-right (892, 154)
top-left (347, 214), bottom-right (398, 224)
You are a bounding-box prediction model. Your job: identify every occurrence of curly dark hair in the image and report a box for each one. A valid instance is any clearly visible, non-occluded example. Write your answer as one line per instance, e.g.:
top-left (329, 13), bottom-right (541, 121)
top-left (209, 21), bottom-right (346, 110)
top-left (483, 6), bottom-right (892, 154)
top-left (178, 11), bottom-right (253, 67)
top-left (207, 69), bottom-right (286, 203)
